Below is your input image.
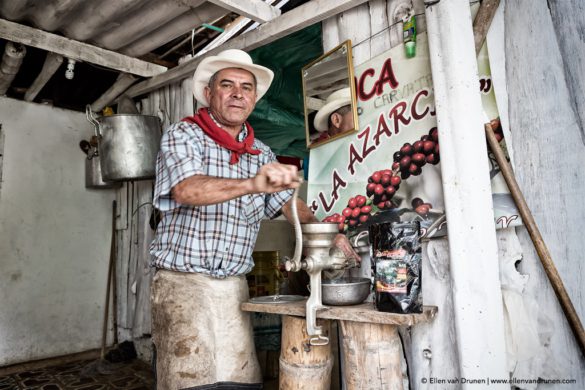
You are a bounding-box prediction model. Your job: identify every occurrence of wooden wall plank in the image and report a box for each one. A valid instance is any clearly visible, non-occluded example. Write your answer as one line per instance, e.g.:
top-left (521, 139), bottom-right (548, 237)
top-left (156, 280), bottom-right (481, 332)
top-left (548, 0), bottom-right (585, 144)
top-left (505, 0), bottom-right (585, 383)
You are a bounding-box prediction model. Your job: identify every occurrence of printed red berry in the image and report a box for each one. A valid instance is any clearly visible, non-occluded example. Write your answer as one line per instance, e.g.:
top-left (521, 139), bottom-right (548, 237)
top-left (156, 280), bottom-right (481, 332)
top-left (399, 156), bottom-right (411, 170)
top-left (348, 197), bottom-right (357, 208)
top-left (366, 183), bottom-right (376, 196)
top-left (429, 127), bottom-right (439, 142)
top-left (423, 140), bottom-right (436, 154)
top-left (426, 153), bottom-right (439, 165)
top-left (355, 195), bottom-right (367, 207)
top-left (411, 197), bottom-right (424, 209)
top-left (400, 143), bottom-right (414, 156)
top-left (361, 205), bottom-right (372, 214)
top-left (342, 208), bottom-right (352, 218)
top-left (413, 140), bottom-right (424, 153)
top-left (409, 164), bottom-right (422, 175)
top-left (380, 174), bottom-right (392, 186)
top-left (415, 204), bottom-right (430, 216)
top-left (412, 153), bottom-right (426, 166)
top-left (390, 175), bottom-right (401, 187)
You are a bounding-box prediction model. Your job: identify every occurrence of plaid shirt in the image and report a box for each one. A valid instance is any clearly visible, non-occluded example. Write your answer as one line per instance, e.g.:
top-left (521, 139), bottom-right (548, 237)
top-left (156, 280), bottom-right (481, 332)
top-left (150, 116), bottom-right (293, 278)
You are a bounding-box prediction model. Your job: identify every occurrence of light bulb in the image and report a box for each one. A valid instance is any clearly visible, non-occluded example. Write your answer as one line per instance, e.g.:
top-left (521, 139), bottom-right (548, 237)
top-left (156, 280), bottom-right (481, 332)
top-left (65, 59), bottom-right (76, 80)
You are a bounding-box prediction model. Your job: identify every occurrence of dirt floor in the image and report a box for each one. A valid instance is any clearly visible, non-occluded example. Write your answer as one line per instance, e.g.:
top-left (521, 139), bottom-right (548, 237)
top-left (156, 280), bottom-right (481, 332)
top-left (0, 359), bottom-right (154, 390)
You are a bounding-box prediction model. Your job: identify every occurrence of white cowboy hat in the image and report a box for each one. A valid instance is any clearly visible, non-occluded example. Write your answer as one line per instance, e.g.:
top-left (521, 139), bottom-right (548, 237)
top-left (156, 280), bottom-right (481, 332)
top-left (193, 49), bottom-right (274, 106)
top-left (313, 87), bottom-right (352, 132)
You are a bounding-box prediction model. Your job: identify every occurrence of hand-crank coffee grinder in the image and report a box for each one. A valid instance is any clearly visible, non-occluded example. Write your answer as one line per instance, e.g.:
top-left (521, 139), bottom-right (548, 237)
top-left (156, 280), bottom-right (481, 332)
top-left (284, 186), bottom-right (356, 345)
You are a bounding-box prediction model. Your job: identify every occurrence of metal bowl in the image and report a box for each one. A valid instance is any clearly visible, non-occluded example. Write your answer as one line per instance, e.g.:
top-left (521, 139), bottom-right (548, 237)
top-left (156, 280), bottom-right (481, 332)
top-left (322, 277), bottom-right (371, 306)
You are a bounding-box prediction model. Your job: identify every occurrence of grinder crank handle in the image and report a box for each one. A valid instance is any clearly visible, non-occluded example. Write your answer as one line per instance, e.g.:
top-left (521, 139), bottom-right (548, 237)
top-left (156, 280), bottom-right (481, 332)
top-left (284, 179), bottom-right (303, 272)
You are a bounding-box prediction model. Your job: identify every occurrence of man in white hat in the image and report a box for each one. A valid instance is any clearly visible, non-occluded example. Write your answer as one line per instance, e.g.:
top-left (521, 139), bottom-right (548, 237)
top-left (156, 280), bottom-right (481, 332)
top-left (150, 49), bottom-right (358, 389)
top-left (312, 87), bottom-right (355, 143)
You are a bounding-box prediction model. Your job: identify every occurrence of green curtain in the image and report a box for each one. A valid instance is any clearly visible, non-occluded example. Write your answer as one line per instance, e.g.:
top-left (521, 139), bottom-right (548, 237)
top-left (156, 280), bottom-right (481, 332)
top-left (248, 23), bottom-right (322, 158)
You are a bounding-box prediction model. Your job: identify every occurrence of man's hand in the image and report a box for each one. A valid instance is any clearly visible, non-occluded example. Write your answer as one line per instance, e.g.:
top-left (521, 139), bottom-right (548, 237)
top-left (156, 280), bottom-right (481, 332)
top-left (252, 162), bottom-right (301, 194)
top-left (333, 233), bottom-right (360, 262)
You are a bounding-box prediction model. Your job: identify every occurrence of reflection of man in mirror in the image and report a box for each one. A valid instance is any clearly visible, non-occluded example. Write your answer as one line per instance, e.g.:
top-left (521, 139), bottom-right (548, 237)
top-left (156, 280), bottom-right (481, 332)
top-left (313, 87), bottom-right (354, 142)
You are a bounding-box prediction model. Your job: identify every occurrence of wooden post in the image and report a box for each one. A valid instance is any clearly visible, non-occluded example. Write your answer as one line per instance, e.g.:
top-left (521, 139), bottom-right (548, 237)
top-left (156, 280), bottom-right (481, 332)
top-left (424, 0), bottom-right (509, 385)
top-left (279, 315), bottom-right (332, 390)
top-left (485, 123), bottom-right (585, 356)
top-left (339, 321), bottom-right (404, 390)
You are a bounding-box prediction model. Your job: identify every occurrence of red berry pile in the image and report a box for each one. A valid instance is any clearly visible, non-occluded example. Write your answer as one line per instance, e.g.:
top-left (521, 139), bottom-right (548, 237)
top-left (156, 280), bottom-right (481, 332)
top-left (322, 126), bottom-right (442, 233)
top-left (366, 169), bottom-right (401, 211)
top-left (323, 195), bottom-right (373, 233)
top-left (411, 197), bottom-right (433, 217)
top-left (391, 127), bottom-right (440, 180)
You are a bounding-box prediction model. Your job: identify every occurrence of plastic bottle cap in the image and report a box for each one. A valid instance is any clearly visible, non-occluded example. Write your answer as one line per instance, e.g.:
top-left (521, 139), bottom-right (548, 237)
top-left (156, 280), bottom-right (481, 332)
top-left (405, 42), bottom-right (416, 58)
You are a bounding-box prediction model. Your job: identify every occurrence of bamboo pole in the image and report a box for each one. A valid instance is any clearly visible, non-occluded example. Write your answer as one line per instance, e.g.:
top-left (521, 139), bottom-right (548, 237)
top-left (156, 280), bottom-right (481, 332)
top-left (485, 123), bottom-right (585, 357)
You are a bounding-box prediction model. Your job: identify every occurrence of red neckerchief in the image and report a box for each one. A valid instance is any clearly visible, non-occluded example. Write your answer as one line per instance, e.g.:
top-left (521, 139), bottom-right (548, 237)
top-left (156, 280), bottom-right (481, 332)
top-left (182, 108), bottom-right (261, 164)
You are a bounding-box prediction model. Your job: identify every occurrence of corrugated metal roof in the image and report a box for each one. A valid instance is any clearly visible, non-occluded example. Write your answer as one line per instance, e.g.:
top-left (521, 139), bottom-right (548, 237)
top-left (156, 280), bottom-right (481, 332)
top-left (0, 0), bottom-right (227, 57)
top-left (0, 0), bottom-right (304, 111)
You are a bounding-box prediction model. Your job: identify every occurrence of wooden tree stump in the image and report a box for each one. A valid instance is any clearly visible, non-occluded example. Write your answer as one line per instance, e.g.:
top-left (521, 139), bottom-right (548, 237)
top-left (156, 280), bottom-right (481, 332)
top-left (339, 320), bottom-right (404, 390)
top-left (279, 315), bottom-right (333, 389)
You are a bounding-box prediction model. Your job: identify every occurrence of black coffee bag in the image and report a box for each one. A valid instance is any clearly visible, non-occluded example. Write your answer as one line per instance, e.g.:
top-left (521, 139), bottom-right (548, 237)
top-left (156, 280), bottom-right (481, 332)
top-left (369, 221), bottom-right (422, 314)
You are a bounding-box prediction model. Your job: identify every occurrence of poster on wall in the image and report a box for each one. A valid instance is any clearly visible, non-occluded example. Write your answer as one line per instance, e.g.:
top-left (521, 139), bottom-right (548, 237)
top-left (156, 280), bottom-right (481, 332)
top-left (307, 32), bottom-right (521, 239)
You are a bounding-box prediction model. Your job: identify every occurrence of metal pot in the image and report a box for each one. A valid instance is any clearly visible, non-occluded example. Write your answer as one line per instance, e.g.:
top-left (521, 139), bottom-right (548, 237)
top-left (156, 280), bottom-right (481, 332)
top-left (321, 277), bottom-right (371, 306)
top-left (86, 106), bottom-right (161, 181)
top-left (85, 146), bottom-right (122, 189)
top-left (80, 139), bottom-right (121, 189)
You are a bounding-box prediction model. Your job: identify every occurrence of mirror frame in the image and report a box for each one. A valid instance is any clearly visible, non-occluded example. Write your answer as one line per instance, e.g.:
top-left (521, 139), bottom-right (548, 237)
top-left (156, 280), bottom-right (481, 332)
top-left (301, 40), bottom-right (359, 149)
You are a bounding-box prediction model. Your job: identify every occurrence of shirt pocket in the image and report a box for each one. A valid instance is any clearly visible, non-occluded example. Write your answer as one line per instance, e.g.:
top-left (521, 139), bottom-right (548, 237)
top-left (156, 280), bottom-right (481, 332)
top-left (242, 194), bottom-right (265, 225)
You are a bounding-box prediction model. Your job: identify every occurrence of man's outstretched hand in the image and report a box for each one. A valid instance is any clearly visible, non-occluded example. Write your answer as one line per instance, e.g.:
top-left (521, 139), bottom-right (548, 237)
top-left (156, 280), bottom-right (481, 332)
top-left (333, 233), bottom-right (360, 262)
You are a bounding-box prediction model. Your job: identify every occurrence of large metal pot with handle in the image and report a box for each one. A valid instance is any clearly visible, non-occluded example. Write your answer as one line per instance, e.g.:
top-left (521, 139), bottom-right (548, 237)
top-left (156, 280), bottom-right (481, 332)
top-left (86, 106), bottom-right (161, 181)
top-left (80, 139), bottom-right (121, 189)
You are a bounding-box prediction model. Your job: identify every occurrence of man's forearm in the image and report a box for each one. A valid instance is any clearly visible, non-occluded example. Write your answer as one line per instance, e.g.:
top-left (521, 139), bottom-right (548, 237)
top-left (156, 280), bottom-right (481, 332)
top-left (282, 198), bottom-right (318, 224)
top-left (172, 175), bottom-right (254, 206)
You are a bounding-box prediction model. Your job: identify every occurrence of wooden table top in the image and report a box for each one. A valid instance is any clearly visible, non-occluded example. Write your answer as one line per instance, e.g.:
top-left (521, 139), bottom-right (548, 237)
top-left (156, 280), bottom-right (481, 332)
top-left (241, 298), bottom-right (437, 326)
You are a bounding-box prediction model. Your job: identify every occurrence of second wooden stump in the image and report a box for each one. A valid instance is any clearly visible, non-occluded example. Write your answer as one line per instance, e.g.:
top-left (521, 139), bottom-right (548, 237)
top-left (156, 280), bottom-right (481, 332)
top-left (279, 315), bottom-right (333, 389)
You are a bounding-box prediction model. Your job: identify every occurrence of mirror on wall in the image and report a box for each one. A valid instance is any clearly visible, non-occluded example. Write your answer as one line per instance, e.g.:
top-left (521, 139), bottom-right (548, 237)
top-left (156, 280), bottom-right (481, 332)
top-left (302, 40), bottom-right (359, 149)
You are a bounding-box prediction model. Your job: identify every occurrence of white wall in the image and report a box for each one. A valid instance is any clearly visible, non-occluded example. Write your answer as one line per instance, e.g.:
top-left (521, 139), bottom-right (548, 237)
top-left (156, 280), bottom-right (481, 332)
top-left (0, 97), bottom-right (115, 366)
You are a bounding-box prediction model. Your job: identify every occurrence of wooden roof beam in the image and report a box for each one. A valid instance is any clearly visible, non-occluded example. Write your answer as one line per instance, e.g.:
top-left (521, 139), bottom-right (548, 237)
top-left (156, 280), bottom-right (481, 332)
top-left (24, 52), bottom-right (63, 102)
top-left (205, 0), bottom-right (281, 23)
top-left (0, 18), bottom-right (167, 77)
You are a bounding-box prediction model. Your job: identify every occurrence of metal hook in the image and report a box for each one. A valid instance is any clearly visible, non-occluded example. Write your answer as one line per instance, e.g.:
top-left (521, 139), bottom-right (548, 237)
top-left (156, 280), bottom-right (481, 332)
top-left (85, 105), bottom-right (101, 138)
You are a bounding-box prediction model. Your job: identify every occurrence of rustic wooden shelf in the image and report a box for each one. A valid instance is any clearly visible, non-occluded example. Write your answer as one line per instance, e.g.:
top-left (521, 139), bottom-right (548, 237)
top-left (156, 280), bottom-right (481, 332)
top-left (242, 299), bottom-right (437, 326)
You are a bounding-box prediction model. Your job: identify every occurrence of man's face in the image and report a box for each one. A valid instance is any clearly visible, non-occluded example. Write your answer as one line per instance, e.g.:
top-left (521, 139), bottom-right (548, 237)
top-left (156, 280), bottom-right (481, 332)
top-left (204, 68), bottom-right (257, 128)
